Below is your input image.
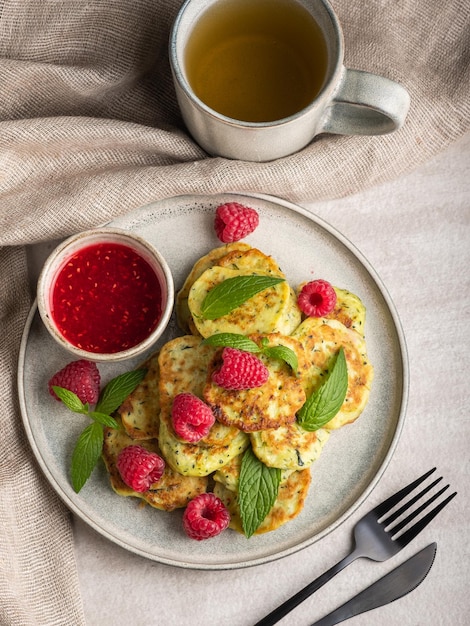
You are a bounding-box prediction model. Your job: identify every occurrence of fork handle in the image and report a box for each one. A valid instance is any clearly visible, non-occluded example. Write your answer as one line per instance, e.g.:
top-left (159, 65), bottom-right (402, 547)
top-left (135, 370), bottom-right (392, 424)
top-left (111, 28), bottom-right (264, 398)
top-left (254, 550), bottom-right (359, 626)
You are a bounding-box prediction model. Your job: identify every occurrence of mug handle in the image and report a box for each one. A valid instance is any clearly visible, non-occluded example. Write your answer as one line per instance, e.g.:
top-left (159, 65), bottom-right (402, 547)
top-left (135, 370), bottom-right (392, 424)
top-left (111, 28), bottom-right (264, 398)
top-left (321, 68), bottom-right (410, 135)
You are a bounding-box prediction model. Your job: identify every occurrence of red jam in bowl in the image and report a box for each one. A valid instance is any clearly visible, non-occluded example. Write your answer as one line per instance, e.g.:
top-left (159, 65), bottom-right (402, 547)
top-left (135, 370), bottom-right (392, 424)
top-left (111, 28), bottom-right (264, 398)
top-left (51, 242), bottom-right (163, 354)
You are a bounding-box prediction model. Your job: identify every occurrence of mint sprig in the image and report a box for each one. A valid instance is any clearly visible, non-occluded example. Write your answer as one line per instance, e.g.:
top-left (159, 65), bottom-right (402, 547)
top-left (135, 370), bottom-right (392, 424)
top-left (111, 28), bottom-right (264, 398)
top-left (202, 332), bottom-right (298, 373)
top-left (238, 447), bottom-right (281, 538)
top-left (202, 332), bottom-right (261, 353)
top-left (200, 275), bottom-right (285, 320)
top-left (259, 337), bottom-right (299, 373)
top-left (52, 386), bottom-right (89, 414)
top-left (53, 368), bottom-right (147, 493)
top-left (71, 421), bottom-right (104, 493)
top-left (297, 347), bottom-right (348, 431)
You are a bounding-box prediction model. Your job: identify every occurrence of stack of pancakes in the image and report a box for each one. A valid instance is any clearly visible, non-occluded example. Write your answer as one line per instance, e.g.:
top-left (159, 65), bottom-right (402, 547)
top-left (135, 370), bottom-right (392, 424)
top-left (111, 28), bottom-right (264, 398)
top-left (102, 244), bottom-right (374, 535)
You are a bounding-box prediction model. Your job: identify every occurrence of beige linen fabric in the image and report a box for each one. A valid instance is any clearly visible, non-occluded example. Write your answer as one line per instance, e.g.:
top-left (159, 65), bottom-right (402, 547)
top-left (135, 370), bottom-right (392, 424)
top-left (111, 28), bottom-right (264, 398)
top-left (0, 0), bottom-right (468, 624)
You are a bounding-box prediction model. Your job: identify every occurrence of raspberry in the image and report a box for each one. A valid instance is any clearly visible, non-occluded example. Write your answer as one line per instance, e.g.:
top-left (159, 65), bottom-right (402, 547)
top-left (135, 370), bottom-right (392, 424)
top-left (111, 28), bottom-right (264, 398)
top-left (171, 393), bottom-right (215, 442)
top-left (297, 280), bottom-right (337, 317)
top-left (48, 359), bottom-right (100, 404)
top-left (183, 493), bottom-right (230, 540)
top-left (214, 202), bottom-right (259, 243)
top-left (117, 445), bottom-right (165, 493)
top-left (212, 347), bottom-right (269, 390)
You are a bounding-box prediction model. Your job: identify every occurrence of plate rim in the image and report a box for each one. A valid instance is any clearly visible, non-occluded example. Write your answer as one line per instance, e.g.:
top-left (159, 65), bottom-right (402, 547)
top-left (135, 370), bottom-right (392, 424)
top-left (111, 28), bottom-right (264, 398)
top-left (18, 192), bottom-right (409, 570)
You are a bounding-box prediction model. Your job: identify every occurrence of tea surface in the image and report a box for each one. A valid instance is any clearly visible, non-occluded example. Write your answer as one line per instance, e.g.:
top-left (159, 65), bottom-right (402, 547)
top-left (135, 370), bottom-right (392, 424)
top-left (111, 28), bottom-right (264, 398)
top-left (184, 0), bottom-right (328, 122)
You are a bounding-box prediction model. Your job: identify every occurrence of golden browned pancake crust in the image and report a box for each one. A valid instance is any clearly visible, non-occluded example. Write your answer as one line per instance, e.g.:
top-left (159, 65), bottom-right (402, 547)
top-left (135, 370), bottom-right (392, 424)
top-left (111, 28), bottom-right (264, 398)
top-left (293, 317), bottom-right (374, 429)
top-left (158, 418), bottom-right (250, 476)
top-left (158, 334), bottom-right (239, 447)
top-left (250, 423), bottom-right (330, 470)
top-left (176, 243), bottom-right (252, 333)
top-left (117, 352), bottom-right (160, 440)
top-left (204, 334), bottom-right (306, 432)
top-left (213, 454), bottom-right (311, 534)
top-left (327, 287), bottom-right (366, 334)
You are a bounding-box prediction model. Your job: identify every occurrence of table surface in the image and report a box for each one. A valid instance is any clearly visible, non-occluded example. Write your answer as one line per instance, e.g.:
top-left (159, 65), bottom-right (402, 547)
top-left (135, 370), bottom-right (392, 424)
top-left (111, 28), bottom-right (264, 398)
top-left (28, 133), bottom-right (470, 626)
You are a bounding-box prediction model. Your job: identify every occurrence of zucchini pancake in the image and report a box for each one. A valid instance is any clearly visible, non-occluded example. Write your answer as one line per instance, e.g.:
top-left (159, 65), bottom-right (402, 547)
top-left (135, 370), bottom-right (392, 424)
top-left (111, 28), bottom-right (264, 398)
top-left (103, 243), bottom-right (374, 537)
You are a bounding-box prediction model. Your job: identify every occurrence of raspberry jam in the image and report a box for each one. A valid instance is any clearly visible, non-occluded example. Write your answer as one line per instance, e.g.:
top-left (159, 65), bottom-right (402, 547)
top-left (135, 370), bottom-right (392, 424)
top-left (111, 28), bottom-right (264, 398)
top-left (51, 242), bottom-right (163, 354)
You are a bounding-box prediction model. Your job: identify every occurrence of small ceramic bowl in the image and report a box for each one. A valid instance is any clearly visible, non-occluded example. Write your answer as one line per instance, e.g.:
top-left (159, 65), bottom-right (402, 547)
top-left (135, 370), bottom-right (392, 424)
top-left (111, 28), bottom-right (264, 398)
top-left (37, 228), bottom-right (174, 362)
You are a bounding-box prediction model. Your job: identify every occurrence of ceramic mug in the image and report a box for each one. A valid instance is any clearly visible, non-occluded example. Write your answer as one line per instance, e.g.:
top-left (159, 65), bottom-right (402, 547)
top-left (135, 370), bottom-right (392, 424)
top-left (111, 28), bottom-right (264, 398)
top-left (169, 0), bottom-right (410, 162)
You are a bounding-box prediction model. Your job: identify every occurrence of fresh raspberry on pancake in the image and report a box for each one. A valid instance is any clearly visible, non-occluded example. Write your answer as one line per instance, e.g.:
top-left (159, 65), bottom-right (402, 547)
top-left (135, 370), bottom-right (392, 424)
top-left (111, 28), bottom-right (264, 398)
top-left (297, 279), bottom-right (337, 317)
top-left (212, 347), bottom-right (269, 390)
top-left (117, 445), bottom-right (165, 493)
top-left (171, 393), bottom-right (215, 442)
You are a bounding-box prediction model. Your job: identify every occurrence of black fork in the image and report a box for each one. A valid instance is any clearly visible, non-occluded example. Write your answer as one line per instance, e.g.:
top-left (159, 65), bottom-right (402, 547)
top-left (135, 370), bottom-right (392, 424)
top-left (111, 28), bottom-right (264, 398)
top-left (255, 468), bottom-right (456, 626)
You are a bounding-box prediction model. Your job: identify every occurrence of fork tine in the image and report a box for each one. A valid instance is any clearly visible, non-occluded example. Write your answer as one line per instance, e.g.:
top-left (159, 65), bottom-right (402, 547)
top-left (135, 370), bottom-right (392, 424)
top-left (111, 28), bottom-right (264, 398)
top-left (396, 490), bottom-right (457, 547)
top-left (381, 476), bottom-right (443, 527)
top-left (388, 483), bottom-right (449, 535)
top-left (374, 467), bottom-right (437, 518)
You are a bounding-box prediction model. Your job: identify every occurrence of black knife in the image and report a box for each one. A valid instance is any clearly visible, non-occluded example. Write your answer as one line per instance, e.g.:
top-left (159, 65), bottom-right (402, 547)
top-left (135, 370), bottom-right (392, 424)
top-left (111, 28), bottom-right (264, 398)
top-left (310, 543), bottom-right (437, 626)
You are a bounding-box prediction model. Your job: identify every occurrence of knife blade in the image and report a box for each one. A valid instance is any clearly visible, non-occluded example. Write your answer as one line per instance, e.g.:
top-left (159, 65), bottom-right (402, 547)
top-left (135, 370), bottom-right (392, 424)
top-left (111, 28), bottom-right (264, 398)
top-left (310, 543), bottom-right (437, 626)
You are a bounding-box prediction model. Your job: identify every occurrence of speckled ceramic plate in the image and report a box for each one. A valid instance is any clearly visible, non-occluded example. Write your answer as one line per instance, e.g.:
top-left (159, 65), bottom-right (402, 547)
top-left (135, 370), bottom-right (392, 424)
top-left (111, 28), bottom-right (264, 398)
top-left (18, 193), bottom-right (408, 570)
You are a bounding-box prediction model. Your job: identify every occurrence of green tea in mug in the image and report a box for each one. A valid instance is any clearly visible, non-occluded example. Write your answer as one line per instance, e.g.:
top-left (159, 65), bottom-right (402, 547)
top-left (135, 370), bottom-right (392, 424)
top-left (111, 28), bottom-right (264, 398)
top-left (184, 0), bottom-right (328, 123)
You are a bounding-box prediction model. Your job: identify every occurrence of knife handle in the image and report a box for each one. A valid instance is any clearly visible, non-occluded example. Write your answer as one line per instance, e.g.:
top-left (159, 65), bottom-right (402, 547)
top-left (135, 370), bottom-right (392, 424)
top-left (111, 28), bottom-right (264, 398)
top-left (254, 550), bottom-right (359, 626)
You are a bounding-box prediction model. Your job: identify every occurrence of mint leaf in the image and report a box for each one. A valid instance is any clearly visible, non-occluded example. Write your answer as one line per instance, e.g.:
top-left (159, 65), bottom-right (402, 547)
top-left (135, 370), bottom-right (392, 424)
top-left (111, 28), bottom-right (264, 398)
top-left (238, 448), bottom-right (281, 538)
top-left (202, 333), bottom-right (261, 352)
top-left (51, 366), bottom-right (146, 492)
top-left (201, 275), bottom-right (285, 320)
top-left (71, 421), bottom-right (104, 493)
top-left (297, 347), bottom-right (348, 431)
top-left (52, 386), bottom-right (88, 414)
top-left (202, 333), bottom-right (298, 373)
top-left (89, 412), bottom-right (120, 429)
top-left (262, 345), bottom-right (299, 373)
top-left (95, 369), bottom-right (147, 415)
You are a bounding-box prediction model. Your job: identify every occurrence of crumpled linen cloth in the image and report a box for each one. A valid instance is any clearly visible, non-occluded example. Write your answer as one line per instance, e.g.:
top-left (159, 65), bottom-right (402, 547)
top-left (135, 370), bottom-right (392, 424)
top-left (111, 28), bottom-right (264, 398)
top-left (0, 0), bottom-right (468, 624)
